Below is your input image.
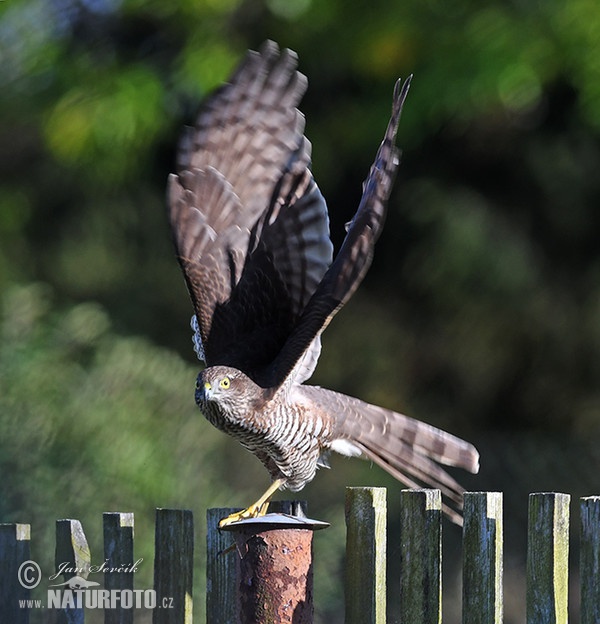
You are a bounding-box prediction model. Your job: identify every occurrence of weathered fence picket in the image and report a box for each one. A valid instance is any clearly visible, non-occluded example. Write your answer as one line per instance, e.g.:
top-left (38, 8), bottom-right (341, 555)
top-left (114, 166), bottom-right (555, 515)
top-left (206, 507), bottom-right (240, 624)
top-left (55, 518), bottom-right (91, 624)
top-left (1, 489), bottom-right (599, 623)
top-left (152, 508), bottom-right (194, 624)
top-left (398, 488), bottom-right (442, 624)
top-left (103, 511), bottom-right (135, 624)
top-left (526, 492), bottom-right (570, 624)
top-left (0, 522), bottom-right (30, 624)
top-left (344, 487), bottom-right (386, 624)
top-left (462, 492), bottom-right (503, 624)
top-left (581, 496), bottom-right (600, 624)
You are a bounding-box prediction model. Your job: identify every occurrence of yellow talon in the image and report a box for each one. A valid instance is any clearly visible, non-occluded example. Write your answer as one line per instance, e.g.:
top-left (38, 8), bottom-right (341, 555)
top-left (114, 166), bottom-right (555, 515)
top-left (218, 502), bottom-right (269, 527)
top-left (218, 478), bottom-right (285, 528)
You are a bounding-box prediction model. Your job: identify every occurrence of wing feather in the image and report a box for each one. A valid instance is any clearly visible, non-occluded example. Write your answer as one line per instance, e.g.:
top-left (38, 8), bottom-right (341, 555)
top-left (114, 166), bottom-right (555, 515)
top-left (266, 76), bottom-right (412, 388)
top-left (168, 42), bottom-right (333, 376)
top-left (296, 384), bottom-right (479, 523)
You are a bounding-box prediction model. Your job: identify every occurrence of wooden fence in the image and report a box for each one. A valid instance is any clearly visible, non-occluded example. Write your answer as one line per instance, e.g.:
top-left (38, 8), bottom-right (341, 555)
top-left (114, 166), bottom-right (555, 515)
top-left (1, 488), bottom-right (599, 623)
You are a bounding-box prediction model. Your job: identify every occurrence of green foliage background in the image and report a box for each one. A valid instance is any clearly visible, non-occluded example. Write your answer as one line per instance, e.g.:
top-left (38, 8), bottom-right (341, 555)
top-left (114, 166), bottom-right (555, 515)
top-left (1, 0), bottom-right (599, 621)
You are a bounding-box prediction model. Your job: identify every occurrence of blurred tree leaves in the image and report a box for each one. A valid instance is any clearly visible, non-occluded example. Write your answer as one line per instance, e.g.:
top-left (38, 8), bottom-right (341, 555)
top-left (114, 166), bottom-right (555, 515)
top-left (44, 64), bottom-right (164, 178)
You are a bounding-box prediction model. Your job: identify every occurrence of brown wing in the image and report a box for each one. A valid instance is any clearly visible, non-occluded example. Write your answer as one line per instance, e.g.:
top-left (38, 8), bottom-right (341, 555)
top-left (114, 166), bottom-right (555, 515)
top-left (168, 42), bottom-right (333, 377)
top-left (296, 384), bottom-right (479, 523)
top-left (265, 76), bottom-right (412, 388)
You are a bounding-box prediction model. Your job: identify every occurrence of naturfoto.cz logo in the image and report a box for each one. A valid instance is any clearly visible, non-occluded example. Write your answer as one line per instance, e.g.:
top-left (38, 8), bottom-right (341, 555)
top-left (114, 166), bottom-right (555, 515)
top-left (17, 559), bottom-right (174, 611)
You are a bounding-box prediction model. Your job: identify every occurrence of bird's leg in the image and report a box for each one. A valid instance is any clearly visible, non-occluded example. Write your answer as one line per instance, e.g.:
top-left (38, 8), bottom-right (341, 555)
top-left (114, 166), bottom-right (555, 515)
top-left (218, 478), bottom-right (285, 528)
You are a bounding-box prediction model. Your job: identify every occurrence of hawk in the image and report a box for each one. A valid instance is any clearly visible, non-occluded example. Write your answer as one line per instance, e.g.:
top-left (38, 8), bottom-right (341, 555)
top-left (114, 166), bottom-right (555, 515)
top-left (168, 41), bottom-right (479, 525)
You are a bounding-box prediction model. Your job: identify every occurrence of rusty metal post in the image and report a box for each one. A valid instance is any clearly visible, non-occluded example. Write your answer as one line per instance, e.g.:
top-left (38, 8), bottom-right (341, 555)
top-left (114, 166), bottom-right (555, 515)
top-left (216, 506), bottom-right (328, 624)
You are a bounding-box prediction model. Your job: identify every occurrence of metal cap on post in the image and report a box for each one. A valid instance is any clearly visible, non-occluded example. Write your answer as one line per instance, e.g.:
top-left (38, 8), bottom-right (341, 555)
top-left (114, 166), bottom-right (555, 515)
top-left (209, 502), bottom-right (328, 624)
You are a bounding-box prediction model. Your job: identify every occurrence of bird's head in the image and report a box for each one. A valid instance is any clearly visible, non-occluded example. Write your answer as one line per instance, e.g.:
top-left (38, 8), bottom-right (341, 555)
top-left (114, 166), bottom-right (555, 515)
top-left (195, 366), bottom-right (257, 412)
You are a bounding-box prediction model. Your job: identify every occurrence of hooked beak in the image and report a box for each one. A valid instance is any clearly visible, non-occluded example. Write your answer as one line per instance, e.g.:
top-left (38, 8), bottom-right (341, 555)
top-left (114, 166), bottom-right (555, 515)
top-left (196, 380), bottom-right (213, 402)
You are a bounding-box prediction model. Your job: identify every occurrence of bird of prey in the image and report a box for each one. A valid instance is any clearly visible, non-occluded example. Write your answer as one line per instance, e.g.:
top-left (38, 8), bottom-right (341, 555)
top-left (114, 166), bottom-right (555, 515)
top-left (168, 41), bottom-right (479, 525)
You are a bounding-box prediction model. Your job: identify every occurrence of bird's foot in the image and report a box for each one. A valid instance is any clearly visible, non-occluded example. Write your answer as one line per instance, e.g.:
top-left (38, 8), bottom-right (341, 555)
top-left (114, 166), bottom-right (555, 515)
top-left (218, 478), bottom-right (286, 528)
top-left (218, 501), bottom-right (270, 528)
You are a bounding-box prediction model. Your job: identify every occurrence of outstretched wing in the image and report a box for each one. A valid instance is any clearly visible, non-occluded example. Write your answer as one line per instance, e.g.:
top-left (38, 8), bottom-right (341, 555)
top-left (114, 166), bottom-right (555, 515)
top-left (296, 384), bottom-right (480, 523)
top-left (168, 42), bottom-right (333, 377)
top-left (265, 76), bottom-right (412, 388)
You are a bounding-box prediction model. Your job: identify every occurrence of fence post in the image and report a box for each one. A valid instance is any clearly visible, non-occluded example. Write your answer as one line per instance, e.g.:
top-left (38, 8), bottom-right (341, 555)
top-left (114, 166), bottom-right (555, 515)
top-left (209, 502), bottom-right (326, 624)
top-left (398, 488), bottom-right (442, 624)
top-left (206, 502), bottom-right (311, 624)
top-left (103, 512), bottom-right (135, 624)
top-left (462, 491), bottom-right (503, 624)
top-left (580, 496), bottom-right (600, 624)
top-left (153, 509), bottom-right (193, 624)
top-left (54, 519), bottom-right (92, 624)
top-left (0, 523), bottom-right (31, 624)
top-left (526, 492), bottom-right (570, 624)
top-left (206, 507), bottom-right (241, 624)
top-left (344, 487), bottom-right (386, 624)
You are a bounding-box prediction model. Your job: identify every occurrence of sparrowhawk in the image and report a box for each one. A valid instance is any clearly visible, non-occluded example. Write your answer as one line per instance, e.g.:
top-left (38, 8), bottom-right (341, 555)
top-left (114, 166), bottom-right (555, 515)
top-left (168, 41), bottom-right (479, 525)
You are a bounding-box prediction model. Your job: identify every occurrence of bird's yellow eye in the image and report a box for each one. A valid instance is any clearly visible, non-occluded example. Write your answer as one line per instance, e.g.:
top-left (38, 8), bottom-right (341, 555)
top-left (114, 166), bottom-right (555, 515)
top-left (219, 377), bottom-right (231, 389)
